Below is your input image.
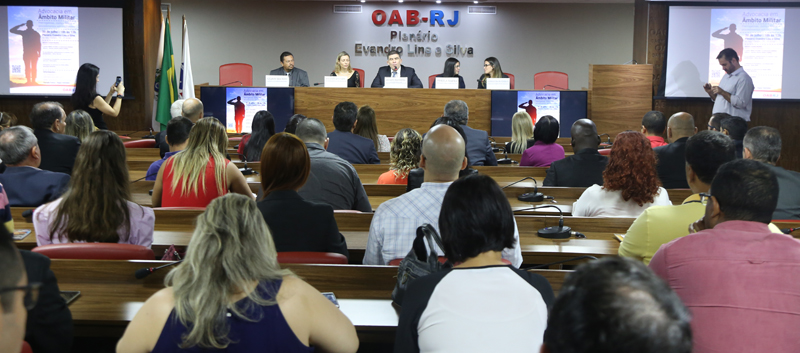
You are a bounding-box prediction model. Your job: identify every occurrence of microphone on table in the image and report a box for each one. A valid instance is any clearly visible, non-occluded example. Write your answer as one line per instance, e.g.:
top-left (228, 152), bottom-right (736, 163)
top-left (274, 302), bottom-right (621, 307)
top-left (313, 82), bottom-right (324, 86)
top-left (143, 127), bottom-right (155, 139)
top-left (130, 171), bottom-right (161, 184)
top-left (135, 260), bottom-right (184, 279)
top-left (239, 154), bottom-right (255, 176)
top-left (782, 227), bottom-right (799, 235)
top-left (21, 209), bottom-right (34, 218)
top-left (222, 81), bottom-right (244, 86)
top-left (598, 133), bottom-right (612, 148)
top-left (523, 255), bottom-right (598, 270)
top-left (121, 128), bottom-right (156, 139)
top-left (514, 205), bottom-right (577, 239)
top-left (543, 84), bottom-right (566, 90)
top-left (497, 149), bottom-right (517, 165)
top-left (488, 137), bottom-right (502, 153)
top-left (503, 177), bottom-right (544, 202)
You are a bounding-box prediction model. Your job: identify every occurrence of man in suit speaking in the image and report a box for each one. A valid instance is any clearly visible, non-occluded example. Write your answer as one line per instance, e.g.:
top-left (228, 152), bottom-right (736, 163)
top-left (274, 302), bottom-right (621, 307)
top-left (371, 50), bottom-right (423, 88)
top-left (269, 51), bottom-right (309, 87)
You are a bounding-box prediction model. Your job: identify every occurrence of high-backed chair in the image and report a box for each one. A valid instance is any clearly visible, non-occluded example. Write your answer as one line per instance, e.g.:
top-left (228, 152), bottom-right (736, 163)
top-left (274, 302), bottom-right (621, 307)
top-left (123, 139), bottom-right (156, 148)
top-left (428, 74), bottom-right (439, 88)
top-left (21, 341), bottom-right (32, 353)
top-left (32, 243), bottom-right (155, 260)
top-left (505, 73), bottom-right (516, 90)
top-left (219, 63), bottom-right (253, 86)
top-left (352, 68), bottom-right (365, 87)
top-left (277, 252), bottom-right (348, 264)
top-left (534, 71), bottom-right (569, 90)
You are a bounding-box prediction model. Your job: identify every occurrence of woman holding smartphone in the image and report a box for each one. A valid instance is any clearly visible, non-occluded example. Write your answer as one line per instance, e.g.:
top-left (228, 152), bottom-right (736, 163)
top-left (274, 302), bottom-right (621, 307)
top-left (70, 63), bottom-right (124, 130)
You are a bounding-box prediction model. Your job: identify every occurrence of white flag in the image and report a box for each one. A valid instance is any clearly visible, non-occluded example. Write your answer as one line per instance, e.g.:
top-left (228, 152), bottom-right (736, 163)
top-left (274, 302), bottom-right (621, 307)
top-left (152, 13), bottom-right (165, 128)
top-left (179, 16), bottom-right (195, 99)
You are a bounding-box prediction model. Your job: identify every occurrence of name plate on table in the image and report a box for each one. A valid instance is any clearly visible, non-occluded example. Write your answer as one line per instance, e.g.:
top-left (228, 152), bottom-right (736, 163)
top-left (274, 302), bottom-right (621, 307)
top-left (486, 78), bottom-right (511, 90)
top-left (435, 77), bottom-right (459, 89)
top-left (324, 76), bottom-right (348, 88)
top-left (384, 77), bottom-right (408, 89)
top-left (264, 75), bottom-right (290, 87)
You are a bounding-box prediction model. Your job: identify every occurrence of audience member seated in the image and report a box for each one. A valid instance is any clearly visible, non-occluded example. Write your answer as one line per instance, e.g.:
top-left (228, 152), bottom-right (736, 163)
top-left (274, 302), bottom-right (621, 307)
top-left (0, 184), bottom-right (11, 233)
top-left (718, 115), bottom-right (747, 158)
top-left (395, 175), bottom-right (553, 352)
top-left (743, 127), bottom-right (800, 220)
top-left (0, 111), bottom-right (17, 130)
top-left (706, 112), bottom-right (731, 131)
top-left (116, 194), bottom-right (359, 353)
top-left (146, 117), bottom-right (193, 181)
top-left (353, 105), bottom-right (390, 153)
top-left (364, 124), bottom-right (522, 267)
top-left (650, 159), bottom-right (800, 353)
top-left (155, 99), bottom-right (185, 158)
top-left (64, 109), bottom-right (95, 143)
top-left (284, 114), bottom-right (307, 134)
top-left (444, 100), bottom-right (497, 166)
top-left (30, 102), bottom-right (80, 175)
top-left (378, 128), bottom-right (422, 185)
top-left (520, 116), bottom-right (564, 167)
top-left (0, 127), bottom-right (69, 207)
top-left (256, 133), bottom-right (349, 258)
top-left (238, 110), bottom-right (275, 162)
top-left (326, 102), bottom-right (380, 165)
top-left (406, 117), bottom-right (478, 191)
top-left (543, 257), bottom-right (692, 353)
top-left (295, 118), bottom-right (372, 212)
top-left (573, 131), bottom-right (670, 217)
top-left (152, 117), bottom-right (252, 208)
top-left (654, 112), bottom-right (697, 189)
top-left (620, 131), bottom-right (736, 264)
top-left (34, 131), bottom-right (154, 247)
top-left (544, 119), bottom-right (607, 187)
top-left (640, 111), bottom-right (668, 148)
top-left (504, 111), bottom-right (535, 154)
top-left (0, 230), bottom-right (30, 353)
top-left (20, 249), bottom-right (73, 353)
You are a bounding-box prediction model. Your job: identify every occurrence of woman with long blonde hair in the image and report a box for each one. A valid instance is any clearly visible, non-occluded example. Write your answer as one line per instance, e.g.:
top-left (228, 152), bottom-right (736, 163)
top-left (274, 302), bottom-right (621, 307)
top-left (378, 128), bottom-right (423, 185)
top-left (64, 109), bottom-right (96, 143)
top-left (505, 111), bottom-right (535, 154)
top-left (330, 51), bottom-right (361, 87)
top-left (117, 194), bottom-right (359, 353)
top-left (152, 117), bottom-right (252, 207)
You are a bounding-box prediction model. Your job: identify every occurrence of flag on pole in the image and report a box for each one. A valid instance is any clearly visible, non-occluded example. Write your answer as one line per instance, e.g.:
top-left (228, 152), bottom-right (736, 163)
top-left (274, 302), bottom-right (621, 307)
top-left (179, 15), bottom-right (194, 99)
top-left (155, 11), bottom-right (179, 130)
top-left (152, 12), bottom-right (165, 129)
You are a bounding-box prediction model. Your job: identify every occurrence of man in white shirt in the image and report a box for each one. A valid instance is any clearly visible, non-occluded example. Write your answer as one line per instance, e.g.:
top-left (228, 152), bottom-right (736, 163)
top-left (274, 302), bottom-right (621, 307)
top-left (363, 124), bottom-right (523, 267)
top-left (703, 48), bottom-right (754, 121)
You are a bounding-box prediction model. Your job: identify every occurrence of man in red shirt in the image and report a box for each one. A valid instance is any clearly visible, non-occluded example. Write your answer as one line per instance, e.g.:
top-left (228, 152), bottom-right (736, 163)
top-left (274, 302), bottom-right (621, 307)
top-left (650, 159), bottom-right (800, 353)
top-left (640, 111), bottom-right (667, 148)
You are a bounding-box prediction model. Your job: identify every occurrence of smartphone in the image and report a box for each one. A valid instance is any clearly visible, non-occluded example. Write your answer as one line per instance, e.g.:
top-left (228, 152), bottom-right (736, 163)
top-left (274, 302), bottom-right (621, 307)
top-left (322, 292), bottom-right (339, 308)
top-left (12, 229), bottom-right (31, 240)
top-left (115, 76), bottom-right (122, 87)
top-left (60, 291), bottom-right (81, 305)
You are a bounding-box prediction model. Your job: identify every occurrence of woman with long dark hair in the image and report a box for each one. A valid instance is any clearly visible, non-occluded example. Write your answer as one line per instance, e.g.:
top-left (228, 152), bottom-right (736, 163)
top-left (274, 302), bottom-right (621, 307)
top-left (431, 58), bottom-right (466, 89)
top-left (352, 105), bottom-right (389, 152)
top-left (572, 131), bottom-right (671, 217)
top-left (238, 110), bottom-right (275, 162)
top-left (70, 63), bottom-right (124, 130)
top-left (477, 57), bottom-right (509, 89)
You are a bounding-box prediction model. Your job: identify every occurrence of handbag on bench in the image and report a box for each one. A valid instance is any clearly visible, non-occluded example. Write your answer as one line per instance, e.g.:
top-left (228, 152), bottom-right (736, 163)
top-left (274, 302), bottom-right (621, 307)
top-left (391, 223), bottom-right (452, 306)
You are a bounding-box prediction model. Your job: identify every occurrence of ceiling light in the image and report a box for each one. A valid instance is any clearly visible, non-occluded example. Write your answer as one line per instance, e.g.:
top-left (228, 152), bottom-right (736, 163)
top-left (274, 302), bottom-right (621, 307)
top-left (436, 0), bottom-right (441, 3)
top-left (473, 1), bottom-right (478, 3)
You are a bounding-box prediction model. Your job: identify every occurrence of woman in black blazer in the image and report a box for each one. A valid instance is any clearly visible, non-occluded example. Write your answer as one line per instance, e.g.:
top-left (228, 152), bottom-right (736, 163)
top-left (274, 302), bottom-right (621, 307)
top-left (256, 133), bottom-right (349, 259)
top-left (431, 57), bottom-right (466, 89)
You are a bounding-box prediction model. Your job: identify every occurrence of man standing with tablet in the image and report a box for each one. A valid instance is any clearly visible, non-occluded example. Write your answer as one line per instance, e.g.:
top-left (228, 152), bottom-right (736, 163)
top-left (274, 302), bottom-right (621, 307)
top-left (371, 50), bottom-right (423, 88)
top-left (704, 48), bottom-right (754, 121)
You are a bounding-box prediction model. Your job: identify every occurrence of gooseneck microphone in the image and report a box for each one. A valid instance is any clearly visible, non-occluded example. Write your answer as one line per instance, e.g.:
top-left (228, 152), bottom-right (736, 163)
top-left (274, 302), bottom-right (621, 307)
top-left (503, 177), bottom-right (544, 202)
top-left (514, 205), bottom-right (574, 239)
top-left (135, 260), bottom-right (184, 279)
top-left (598, 133), bottom-right (612, 146)
top-left (488, 137), bottom-right (501, 153)
top-left (121, 128), bottom-right (156, 139)
top-left (221, 81), bottom-right (244, 86)
top-left (497, 149), bottom-right (517, 165)
top-left (238, 154), bottom-right (255, 176)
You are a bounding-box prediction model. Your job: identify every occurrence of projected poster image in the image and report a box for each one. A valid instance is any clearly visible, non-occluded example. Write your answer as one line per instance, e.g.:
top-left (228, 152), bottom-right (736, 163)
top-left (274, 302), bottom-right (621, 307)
top-left (517, 91), bottom-right (560, 128)
top-left (226, 88), bottom-right (267, 134)
top-left (708, 9), bottom-right (785, 99)
top-left (8, 6), bottom-right (79, 94)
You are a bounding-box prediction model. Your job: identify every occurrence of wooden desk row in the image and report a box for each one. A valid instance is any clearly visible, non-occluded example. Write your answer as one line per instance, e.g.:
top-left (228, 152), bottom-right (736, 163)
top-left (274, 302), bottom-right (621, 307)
top-left (49, 259), bottom-right (571, 341)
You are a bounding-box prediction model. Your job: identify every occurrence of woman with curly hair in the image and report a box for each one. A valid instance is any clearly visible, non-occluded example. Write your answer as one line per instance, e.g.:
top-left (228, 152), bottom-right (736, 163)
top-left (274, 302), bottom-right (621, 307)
top-left (572, 131), bottom-right (671, 217)
top-left (377, 128), bottom-right (422, 185)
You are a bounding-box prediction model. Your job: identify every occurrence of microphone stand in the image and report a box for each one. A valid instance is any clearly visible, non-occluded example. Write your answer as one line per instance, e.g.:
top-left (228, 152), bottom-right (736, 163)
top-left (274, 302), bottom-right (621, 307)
top-left (514, 205), bottom-right (578, 239)
top-left (497, 149), bottom-right (517, 165)
top-left (239, 154), bottom-right (255, 176)
top-left (221, 81), bottom-right (244, 86)
top-left (503, 177), bottom-right (544, 202)
top-left (488, 136), bottom-right (501, 153)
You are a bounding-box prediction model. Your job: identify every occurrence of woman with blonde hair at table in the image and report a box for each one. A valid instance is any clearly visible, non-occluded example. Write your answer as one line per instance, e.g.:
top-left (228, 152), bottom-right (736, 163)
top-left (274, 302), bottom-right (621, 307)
top-left (64, 109), bottom-right (96, 143)
top-left (331, 51), bottom-right (361, 87)
top-left (117, 193), bottom-right (359, 353)
top-left (505, 111), bottom-right (535, 154)
top-left (152, 117), bottom-right (253, 207)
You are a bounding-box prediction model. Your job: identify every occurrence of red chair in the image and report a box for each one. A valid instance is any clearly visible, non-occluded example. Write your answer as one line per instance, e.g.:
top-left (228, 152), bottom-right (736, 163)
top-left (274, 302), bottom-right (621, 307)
top-left (21, 341), bottom-right (32, 353)
top-left (428, 74), bottom-right (439, 88)
top-left (599, 148), bottom-right (612, 156)
top-left (123, 139), bottom-right (156, 148)
top-left (229, 136), bottom-right (242, 142)
top-left (352, 68), bottom-right (365, 87)
top-left (32, 243), bottom-right (155, 260)
top-left (219, 63), bottom-right (253, 86)
top-left (534, 71), bottom-right (569, 90)
top-left (153, 207), bottom-right (206, 211)
top-left (505, 73), bottom-right (516, 90)
top-left (277, 252), bottom-right (348, 264)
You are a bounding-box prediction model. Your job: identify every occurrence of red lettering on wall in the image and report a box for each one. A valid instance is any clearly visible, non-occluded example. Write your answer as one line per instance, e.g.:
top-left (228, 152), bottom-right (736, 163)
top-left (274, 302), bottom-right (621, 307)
top-left (407, 10), bottom-right (420, 25)
top-left (387, 10), bottom-right (403, 25)
top-left (372, 10), bottom-right (386, 25)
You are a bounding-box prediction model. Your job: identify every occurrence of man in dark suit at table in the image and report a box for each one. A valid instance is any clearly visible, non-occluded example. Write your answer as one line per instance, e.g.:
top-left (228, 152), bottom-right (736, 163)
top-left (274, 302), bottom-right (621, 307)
top-left (29, 102), bottom-right (80, 175)
top-left (0, 126), bottom-right (69, 207)
top-left (20, 250), bottom-right (73, 353)
top-left (268, 51), bottom-right (309, 87)
top-left (743, 126), bottom-right (800, 220)
top-left (326, 102), bottom-right (380, 165)
top-left (444, 100), bottom-right (497, 166)
top-left (544, 119), bottom-right (608, 187)
top-left (370, 50), bottom-right (423, 88)
top-left (654, 112), bottom-right (696, 189)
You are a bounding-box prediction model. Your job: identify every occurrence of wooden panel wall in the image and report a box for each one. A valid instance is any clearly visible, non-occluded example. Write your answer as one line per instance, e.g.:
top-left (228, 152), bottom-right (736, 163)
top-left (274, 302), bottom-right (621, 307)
top-left (0, 0), bottom-right (160, 131)
top-left (589, 64), bottom-right (653, 137)
top-left (644, 2), bottom-right (800, 172)
top-left (294, 87), bottom-right (491, 137)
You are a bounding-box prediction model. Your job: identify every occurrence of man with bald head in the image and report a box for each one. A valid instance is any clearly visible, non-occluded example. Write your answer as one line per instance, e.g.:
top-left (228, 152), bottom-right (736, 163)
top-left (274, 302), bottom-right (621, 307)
top-left (544, 119), bottom-right (608, 187)
top-left (181, 98), bottom-right (204, 123)
top-left (364, 125), bottom-right (523, 266)
top-left (654, 112), bottom-right (697, 189)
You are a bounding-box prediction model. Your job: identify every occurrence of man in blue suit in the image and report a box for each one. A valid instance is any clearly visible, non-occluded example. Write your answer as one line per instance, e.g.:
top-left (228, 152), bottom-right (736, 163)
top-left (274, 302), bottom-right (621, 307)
top-left (0, 126), bottom-right (69, 207)
top-left (371, 50), bottom-right (423, 88)
top-left (444, 100), bottom-right (498, 166)
top-left (326, 101), bottom-right (380, 165)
